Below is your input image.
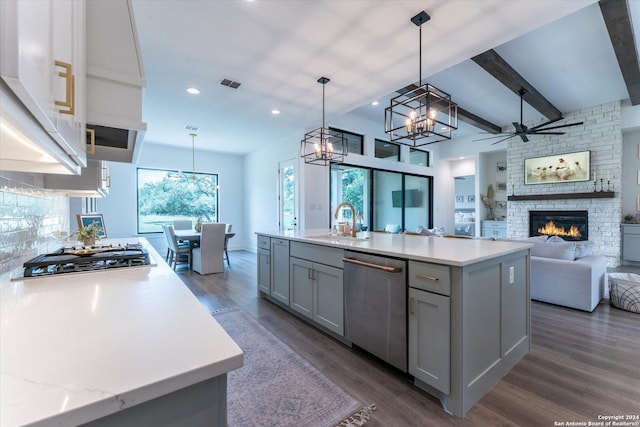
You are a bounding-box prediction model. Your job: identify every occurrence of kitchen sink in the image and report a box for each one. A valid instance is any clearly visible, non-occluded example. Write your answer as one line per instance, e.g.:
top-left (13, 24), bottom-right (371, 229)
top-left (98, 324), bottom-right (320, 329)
top-left (305, 234), bottom-right (370, 244)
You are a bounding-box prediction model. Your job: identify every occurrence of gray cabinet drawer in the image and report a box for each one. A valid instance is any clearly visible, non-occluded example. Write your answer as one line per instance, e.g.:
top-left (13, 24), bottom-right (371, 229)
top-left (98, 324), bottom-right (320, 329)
top-left (408, 260), bottom-right (451, 296)
top-left (290, 241), bottom-right (344, 269)
top-left (257, 234), bottom-right (271, 249)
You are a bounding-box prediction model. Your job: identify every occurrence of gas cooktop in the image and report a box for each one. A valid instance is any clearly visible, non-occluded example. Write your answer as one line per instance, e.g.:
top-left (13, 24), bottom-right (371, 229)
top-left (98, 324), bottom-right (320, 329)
top-left (22, 243), bottom-right (152, 277)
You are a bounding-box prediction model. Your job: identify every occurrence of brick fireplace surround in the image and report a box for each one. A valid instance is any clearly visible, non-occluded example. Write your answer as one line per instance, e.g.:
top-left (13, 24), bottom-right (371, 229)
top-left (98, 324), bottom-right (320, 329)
top-left (507, 101), bottom-right (622, 267)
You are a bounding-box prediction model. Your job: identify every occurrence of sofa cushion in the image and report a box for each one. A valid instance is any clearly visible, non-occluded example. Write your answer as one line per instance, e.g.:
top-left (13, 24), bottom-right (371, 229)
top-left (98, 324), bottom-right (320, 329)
top-left (530, 240), bottom-right (576, 260)
top-left (574, 240), bottom-right (596, 259)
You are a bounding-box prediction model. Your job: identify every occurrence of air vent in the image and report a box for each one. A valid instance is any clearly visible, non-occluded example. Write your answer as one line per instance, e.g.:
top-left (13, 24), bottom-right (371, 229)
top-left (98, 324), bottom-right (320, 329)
top-left (219, 78), bottom-right (242, 89)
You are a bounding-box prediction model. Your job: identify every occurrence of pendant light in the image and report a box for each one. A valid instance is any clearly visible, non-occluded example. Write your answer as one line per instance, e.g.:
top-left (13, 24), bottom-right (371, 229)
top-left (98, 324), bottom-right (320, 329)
top-left (384, 11), bottom-right (458, 146)
top-left (300, 77), bottom-right (347, 166)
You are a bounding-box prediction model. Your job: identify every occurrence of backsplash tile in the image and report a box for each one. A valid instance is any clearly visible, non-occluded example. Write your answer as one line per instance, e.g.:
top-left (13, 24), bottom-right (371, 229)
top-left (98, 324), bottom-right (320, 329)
top-left (0, 172), bottom-right (68, 280)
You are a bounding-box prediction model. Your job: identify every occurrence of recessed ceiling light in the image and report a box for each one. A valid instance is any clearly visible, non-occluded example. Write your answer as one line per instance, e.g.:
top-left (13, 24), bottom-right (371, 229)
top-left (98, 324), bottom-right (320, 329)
top-left (271, 109), bottom-right (280, 115)
top-left (186, 87), bottom-right (200, 95)
top-left (371, 101), bottom-right (379, 106)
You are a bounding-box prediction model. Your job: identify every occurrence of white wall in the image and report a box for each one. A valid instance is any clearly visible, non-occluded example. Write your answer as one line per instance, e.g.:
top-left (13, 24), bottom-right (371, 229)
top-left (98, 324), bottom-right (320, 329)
top-left (622, 128), bottom-right (640, 216)
top-left (93, 143), bottom-right (245, 250)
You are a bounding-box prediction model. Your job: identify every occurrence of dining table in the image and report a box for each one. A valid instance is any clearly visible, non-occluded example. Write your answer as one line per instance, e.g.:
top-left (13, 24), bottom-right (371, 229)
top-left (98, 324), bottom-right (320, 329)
top-left (173, 229), bottom-right (235, 267)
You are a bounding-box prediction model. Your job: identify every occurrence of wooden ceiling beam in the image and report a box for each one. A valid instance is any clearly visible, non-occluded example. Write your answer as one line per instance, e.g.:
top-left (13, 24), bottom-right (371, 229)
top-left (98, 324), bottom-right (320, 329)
top-left (599, 0), bottom-right (640, 105)
top-left (398, 84), bottom-right (502, 134)
top-left (472, 49), bottom-right (563, 121)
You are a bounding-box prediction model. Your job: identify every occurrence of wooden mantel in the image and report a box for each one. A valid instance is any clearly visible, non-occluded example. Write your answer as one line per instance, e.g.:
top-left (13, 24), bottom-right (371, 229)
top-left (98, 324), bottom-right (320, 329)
top-left (507, 191), bottom-right (615, 201)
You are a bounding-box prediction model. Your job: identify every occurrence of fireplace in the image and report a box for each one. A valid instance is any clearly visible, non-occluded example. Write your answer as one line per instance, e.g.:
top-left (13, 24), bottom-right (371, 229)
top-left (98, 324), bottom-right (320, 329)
top-left (529, 210), bottom-right (588, 241)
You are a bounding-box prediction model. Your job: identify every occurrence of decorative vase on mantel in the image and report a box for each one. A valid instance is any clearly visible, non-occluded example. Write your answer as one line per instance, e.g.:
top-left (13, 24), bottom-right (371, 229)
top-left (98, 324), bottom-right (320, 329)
top-left (84, 237), bottom-right (96, 247)
top-left (195, 218), bottom-right (202, 232)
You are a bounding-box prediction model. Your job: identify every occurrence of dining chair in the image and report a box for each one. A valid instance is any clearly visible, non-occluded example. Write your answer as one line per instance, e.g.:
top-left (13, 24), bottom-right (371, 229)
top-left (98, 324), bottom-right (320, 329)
top-left (192, 223), bottom-right (226, 274)
top-left (173, 220), bottom-right (192, 230)
top-left (162, 224), bottom-right (189, 263)
top-left (224, 223), bottom-right (232, 266)
top-left (165, 225), bottom-right (191, 270)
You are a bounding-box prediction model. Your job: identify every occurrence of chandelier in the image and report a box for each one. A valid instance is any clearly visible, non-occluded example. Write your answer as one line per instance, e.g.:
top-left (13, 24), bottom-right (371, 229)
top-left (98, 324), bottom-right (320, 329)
top-left (300, 77), bottom-right (347, 166)
top-left (385, 11), bottom-right (458, 146)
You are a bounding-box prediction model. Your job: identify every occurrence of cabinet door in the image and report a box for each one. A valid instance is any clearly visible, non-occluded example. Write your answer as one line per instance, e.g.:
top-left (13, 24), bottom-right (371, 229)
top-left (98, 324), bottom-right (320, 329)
top-left (0, 0), bottom-right (86, 166)
top-left (313, 263), bottom-right (344, 336)
top-left (257, 248), bottom-right (271, 294)
top-left (408, 287), bottom-right (450, 394)
top-left (290, 257), bottom-right (313, 319)
top-left (270, 239), bottom-right (290, 305)
top-left (623, 226), bottom-right (640, 262)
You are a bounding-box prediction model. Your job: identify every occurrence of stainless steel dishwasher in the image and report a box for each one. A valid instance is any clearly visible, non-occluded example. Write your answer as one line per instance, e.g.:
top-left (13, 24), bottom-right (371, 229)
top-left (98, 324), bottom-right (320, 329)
top-left (343, 250), bottom-right (407, 372)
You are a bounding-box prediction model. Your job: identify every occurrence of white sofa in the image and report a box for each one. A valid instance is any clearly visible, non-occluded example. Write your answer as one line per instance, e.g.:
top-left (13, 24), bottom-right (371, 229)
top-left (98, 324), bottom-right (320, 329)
top-left (529, 237), bottom-right (607, 312)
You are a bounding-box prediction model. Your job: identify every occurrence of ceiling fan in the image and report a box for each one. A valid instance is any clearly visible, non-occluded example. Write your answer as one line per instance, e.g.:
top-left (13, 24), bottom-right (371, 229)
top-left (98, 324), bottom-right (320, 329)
top-left (475, 87), bottom-right (583, 145)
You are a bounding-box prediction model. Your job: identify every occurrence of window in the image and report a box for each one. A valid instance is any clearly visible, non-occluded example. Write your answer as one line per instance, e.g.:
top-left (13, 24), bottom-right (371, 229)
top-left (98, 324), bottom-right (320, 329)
top-left (330, 163), bottom-right (433, 233)
top-left (330, 127), bottom-right (363, 155)
top-left (375, 139), bottom-right (400, 161)
top-left (137, 168), bottom-right (218, 234)
top-left (409, 148), bottom-right (430, 166)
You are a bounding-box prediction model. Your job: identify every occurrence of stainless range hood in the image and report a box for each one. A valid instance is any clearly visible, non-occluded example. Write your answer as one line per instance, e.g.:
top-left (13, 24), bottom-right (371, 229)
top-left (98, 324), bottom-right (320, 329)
top-left (86, 0), bottom-right (146, 164)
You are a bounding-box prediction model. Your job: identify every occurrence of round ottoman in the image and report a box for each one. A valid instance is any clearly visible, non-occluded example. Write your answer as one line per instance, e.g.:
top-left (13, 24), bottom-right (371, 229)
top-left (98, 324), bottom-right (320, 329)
top-left (608, 273), bottom-right (640, 313)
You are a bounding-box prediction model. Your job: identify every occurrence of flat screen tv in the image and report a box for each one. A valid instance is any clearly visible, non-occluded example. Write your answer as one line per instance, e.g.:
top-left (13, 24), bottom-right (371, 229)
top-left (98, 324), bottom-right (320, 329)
top-left (392, 189), bottom-right (420, 207)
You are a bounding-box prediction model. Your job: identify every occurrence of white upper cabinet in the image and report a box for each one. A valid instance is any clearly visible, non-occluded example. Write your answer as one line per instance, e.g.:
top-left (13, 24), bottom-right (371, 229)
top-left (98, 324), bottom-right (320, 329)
top-left (0, 0), bottom-right (86, 169)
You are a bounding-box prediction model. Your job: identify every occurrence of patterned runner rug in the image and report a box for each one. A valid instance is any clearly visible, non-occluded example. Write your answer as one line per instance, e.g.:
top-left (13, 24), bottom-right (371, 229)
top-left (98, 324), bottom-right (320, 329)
top-left (213, 308), bottom-right (375, 427)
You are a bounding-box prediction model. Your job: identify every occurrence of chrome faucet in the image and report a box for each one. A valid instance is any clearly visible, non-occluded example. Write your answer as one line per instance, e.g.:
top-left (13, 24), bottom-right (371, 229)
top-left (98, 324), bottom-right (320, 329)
top-left (335, 201), bottom-right (357, 237)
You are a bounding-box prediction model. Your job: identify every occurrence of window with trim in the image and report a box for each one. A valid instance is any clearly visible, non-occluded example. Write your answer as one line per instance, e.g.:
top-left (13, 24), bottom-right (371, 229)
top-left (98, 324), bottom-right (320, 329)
top-left (137, 168), bottom-right (218, 234)
top-left (330, 127), bottom-right (363, 155)
top-left (375, 139), bottom-right (400, 161)
top-left (409, 148), bottom-right (430, 167)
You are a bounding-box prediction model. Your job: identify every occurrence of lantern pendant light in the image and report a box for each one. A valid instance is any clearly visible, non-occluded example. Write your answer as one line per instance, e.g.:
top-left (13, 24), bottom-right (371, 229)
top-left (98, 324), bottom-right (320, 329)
top-left (300, 77), bottom-right (347, 166)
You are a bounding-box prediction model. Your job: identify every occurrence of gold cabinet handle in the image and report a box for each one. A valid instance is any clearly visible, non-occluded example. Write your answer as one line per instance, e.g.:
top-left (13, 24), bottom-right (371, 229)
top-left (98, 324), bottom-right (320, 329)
top-left (415, 273), bottom-right (439, 281)
top-left (86, 128), bottom-right (95, 155)
top-left (409, 297), bottom-right (415, 315)
top-left (54, 60), bottom-right (75, 115)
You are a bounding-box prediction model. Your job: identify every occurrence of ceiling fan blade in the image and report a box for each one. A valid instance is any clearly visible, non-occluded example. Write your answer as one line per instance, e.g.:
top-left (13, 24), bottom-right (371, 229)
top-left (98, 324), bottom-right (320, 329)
top-left (533, 121), bottom-right (584, 132)
top-left (529, 117), bottom-right (563, 131)
top-left (528, 131), bottom-right (565, 135)
top-left (491, 134), bottom-right (517, 145)
top-left (513, 122), bottom-right (526, 134)
top-left (519, 133), bottom-right (529, 142)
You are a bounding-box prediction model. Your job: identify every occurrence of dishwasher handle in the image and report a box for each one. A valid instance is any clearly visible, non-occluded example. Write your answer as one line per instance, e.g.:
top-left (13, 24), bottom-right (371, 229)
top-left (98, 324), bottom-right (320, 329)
top-left (342, 257), bottom-right (403, 273)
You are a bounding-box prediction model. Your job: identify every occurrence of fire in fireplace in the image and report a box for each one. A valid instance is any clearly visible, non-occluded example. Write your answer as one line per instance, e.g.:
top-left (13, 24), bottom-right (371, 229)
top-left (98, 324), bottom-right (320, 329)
top-left (529, 210), bottom-right (588, 241)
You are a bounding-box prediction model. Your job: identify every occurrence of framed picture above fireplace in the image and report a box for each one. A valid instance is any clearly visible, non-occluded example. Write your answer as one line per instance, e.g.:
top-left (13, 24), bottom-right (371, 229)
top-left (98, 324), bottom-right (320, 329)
top-left (524, 150), bottom-right (590, 185)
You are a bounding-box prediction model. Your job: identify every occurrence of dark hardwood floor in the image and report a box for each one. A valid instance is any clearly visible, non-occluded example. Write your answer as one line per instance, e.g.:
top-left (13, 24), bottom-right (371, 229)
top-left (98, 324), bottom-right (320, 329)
top-left (176, 251), bottom-right (640, 426)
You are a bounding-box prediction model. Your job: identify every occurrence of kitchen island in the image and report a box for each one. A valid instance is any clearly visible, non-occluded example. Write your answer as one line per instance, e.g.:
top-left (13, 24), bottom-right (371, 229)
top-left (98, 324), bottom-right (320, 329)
top-left (1, 238), bottom-right (243, 427)
top-left (256, 229), bottom-right (532, 417)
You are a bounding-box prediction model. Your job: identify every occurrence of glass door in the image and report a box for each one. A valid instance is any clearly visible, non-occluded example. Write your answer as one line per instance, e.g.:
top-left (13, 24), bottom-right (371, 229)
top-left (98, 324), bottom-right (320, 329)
top-left (278, 159), bottom-right (297, 231)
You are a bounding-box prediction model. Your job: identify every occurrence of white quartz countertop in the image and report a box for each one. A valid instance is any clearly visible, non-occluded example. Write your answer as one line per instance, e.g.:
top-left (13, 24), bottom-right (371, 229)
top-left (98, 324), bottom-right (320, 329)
top-left (259, 229), bottom-right (532, 266)
top-left (0, 238), bottom-right (243, 427)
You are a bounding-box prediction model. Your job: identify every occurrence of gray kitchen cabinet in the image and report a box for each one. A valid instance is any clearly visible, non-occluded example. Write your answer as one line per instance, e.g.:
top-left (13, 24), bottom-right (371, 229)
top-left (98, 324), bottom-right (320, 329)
top-left (257, 235), bottom-right (271, 294)
top-left (312, 262), bottom-right (344, 335)
top-left (289, 241), bottom-right (344, 336)
top-left (290, 257), bottom-right (313, 319)
top-left (270, 238), bottom-right (290, 305)
top-left (408, 286), bottom-right (450, 394)
top-left (622, 224), bottom-right (640, 262)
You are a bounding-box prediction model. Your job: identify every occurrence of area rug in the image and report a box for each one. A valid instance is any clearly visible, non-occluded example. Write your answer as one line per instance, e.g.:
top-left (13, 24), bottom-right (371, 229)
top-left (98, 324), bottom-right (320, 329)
top-left (213, 308), bottom-right (375, 427)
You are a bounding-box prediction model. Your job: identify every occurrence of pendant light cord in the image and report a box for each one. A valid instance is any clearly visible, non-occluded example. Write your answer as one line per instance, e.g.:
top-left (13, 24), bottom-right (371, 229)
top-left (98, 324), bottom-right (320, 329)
top-left (419, 24), bottom-right (422, 87)
top-left (322, 82), bottom-right (326, 129)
